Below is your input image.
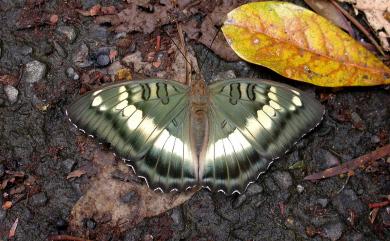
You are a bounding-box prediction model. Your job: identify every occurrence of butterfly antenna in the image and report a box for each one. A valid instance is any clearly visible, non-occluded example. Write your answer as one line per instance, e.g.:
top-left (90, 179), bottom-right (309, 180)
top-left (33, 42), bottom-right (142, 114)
top-left (199, 27), bottom-right (221, 72)
top-left (162, 29), bottom-right (193, 69)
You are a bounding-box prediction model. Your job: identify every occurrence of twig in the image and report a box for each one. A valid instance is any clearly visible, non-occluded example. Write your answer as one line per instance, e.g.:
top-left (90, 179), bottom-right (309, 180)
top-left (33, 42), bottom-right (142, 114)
top-left (304, 144), bottom-right (390, 181)
top-left (176, 22), bottom-right (191, 85)
top-left (336, 175), bottom-right (350, 194)
top-left (329, 0), bottom-right (385, 56)
top-left (368, 200), bottom-right (390, 209)
top-left (155, 35), bottom-right (161, 52)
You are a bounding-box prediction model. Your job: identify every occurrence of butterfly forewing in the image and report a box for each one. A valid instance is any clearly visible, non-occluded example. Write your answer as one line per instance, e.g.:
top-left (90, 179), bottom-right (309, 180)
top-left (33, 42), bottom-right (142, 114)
top-left (67, 79), bottom-right (198, 191)
top-left (201, 79), bottom-right (324, 193)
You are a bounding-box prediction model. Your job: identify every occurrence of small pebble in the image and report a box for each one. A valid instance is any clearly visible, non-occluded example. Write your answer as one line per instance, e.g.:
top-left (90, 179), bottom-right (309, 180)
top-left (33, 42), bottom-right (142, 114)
top-left (170, 208), bottom-right (183, 227)
top-left (317, 198), bottom-right (329, 208)
top-left (122, 51), bottom-right (143, 71)
top-left (332, 189), bottom-right (364, 218)
top-left (23, 60), bottom-right (47, 83)
top-left (128, 41), bottom-right (137, 53)
top-left (114, 32), bottom-right (127, 39)
top-left (62, 158), bottom-right (76, 173)
top-left (73, 43), bottom-right (93, 68)
top-left (4, 85), bottom-right (18, 104)
top-left (264, 176), bottom-right (278, 192)
top-left (144, 234), bottom-right (153, 241)
top-left (56, 217), bottom-right (68, 230)
top-left (232, 194), bottom-right (247, 209)
top-left (30, 192), bottom-right (48, 206)
top-left (322, 222), bottom-right (344, 241)
top-left (296, 184), bottom-right (304, 193)
top-left (56, 25), bottom-right (77, 43)
top-left (65, 67), bottom-right (80, 81)
top-left (272, 171), bottom-right (293, 190)
top-left (52, 40), bottom-right (67, 58)
top-left (0, 164), bottom-right (4, 177)
top-left (351, 112), bottom-right (365, 130)
top-left (246, 183), bottom-right (263, 196)
top-left (211, 70), bottom-right (236, 82)
top-left (0, 209), bottom-right (6, 221)
top-left (85, 218), bottom-right (96, 229)
top-left (20, 46), bottom-right (33, 56)
top-left (370, 135), bottom-right (380, 144)
top-left (97, 54), bottom-right (110, 67)
top-left (39, 40), bottom-right (54, 56)
top-left (323, 150), bottom-right (340, 169)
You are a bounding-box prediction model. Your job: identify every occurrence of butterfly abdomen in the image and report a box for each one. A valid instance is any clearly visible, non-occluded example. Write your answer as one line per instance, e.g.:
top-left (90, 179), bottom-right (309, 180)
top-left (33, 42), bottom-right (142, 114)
top-left (187, 79), bottom-right (211, 180)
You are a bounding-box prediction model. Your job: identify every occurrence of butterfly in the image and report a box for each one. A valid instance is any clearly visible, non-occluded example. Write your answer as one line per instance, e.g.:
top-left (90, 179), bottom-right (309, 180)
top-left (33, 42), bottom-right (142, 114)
top-left (66, 74), bottom-right (324, 194)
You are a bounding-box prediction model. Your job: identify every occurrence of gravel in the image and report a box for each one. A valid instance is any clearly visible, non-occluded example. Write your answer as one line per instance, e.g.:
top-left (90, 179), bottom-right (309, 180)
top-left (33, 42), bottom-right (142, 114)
top-left (4, 85), bottom-right (18, 104)
top-left (62, 158), bottom-right (76, 173)
top-left (73, 43), bottom-right (93, 68)
top-left (0, 164), bottom-right (4, 177)
top-left (23, 60), bottom-right (47, 83)
top-left (96, 53), bottom-right (110, 67)
top-left (322, 222), bottom-right (344, 241)
top-left (272, 171), bottom-right (293, 190)
top-left (332, 189), bottom-right (365, 218)
top-left (56, 25), bottom-right (77, 43)
top-left (0, 209), bottom-right (6, 221)
top-left (30, 192), bottom-right (48, 207)
top-left (85, 218), bottom-right (97, 230)
top-left (65, 67), bottom-right (80, 80)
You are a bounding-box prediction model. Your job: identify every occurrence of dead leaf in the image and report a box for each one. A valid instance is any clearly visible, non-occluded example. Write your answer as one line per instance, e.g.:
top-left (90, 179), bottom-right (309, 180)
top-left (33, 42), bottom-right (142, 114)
top-left (8, 218), bottom-right (18, 239)
top-left (304, 144), bottom-right (390, 181)
top-left (304, 0), bottom-right (354, 36)
top-left (93, 1), bottom-right (256, 61)
top-left (337, 0), bottom-right (390, 51)
top-left (66, 169), bottom-right (87, 179)
top-left (222, 2), bottom-right (390, 87)
top-left (69, 148), bottom-right (195, 234)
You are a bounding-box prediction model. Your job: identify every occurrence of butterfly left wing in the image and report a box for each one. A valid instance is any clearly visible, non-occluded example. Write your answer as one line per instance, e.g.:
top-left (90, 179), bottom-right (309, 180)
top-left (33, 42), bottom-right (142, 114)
top-left (200, 79), bottom-right (324, 194)
top-left (67, 79), bottom-right (198, 191)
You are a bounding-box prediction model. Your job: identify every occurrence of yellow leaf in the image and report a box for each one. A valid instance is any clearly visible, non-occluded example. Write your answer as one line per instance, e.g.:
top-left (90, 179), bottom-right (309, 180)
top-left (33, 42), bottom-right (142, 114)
top-left (222, 1), bottom-right (390, 87)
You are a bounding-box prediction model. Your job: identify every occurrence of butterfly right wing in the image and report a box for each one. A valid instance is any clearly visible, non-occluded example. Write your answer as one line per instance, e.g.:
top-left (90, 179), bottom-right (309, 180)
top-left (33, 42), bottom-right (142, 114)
top-left (67, 79), bottom-right (197, 191)
top-left (201, 79), bottom-right (324, 194)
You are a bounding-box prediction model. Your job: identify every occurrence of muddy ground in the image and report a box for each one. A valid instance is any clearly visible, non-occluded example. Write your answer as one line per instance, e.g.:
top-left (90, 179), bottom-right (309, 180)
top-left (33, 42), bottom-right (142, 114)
top-left (0, 1), bottom-right (389, 241)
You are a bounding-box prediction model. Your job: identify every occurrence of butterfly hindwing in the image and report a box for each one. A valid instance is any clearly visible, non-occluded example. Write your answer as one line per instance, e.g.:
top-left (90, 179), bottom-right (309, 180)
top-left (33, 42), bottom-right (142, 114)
top-left (201, 78), bottom-right (324, 193)
top-left (67, 79), bottom-right (197, 191)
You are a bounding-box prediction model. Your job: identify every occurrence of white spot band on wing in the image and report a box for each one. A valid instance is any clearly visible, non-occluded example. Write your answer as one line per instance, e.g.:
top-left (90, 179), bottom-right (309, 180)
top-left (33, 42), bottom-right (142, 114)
top-left (92, 96), bottom-right (103, 107)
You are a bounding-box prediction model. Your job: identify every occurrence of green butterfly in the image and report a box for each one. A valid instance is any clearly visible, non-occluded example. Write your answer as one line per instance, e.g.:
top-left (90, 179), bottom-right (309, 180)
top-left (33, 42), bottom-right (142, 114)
top-left (67, 77), bottom-right (324, 194)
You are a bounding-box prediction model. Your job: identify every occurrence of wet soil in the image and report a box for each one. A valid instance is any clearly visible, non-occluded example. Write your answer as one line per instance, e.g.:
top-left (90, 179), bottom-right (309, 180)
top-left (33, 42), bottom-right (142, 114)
top-left (0, 1), bottom-right (389, 241)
